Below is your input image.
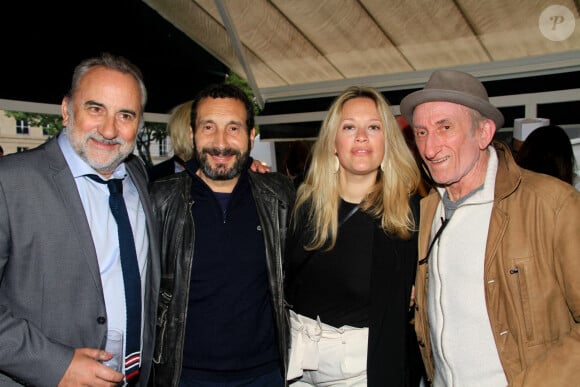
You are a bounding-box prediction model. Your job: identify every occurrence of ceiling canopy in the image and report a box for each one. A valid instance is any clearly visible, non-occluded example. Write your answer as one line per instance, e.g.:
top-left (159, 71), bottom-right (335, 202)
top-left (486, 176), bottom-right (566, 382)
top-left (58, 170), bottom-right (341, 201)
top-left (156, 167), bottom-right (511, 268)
top-left (143, 0), bottom-right (580, 107)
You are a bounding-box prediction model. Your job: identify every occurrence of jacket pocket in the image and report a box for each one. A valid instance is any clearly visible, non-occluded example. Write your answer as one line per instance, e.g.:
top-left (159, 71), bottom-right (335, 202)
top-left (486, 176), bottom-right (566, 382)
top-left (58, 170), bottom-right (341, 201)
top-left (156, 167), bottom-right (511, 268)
top-left (509, 264), bottom-right (533, 342)
top-left (153, 289), bottom-right (172, 364)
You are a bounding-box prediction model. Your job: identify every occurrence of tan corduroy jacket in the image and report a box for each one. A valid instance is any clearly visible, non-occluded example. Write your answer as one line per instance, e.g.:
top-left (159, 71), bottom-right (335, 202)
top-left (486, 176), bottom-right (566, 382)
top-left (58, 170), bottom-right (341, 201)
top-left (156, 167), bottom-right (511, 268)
top-left (414, 141), bottom-right (580, 387)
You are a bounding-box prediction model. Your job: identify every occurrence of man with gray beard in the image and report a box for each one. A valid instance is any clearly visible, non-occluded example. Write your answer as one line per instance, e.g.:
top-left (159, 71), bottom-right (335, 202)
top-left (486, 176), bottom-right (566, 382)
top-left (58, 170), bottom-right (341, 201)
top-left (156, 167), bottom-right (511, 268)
top-left (149, 83), bottom-right (295, 387)
top-left (0, 53), bottom-right (160, 386)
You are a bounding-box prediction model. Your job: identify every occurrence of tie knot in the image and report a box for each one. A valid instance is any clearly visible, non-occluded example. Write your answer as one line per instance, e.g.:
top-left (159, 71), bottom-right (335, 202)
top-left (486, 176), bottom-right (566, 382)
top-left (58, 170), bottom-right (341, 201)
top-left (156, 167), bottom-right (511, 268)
top-left (107, 179), bottom-right (123, 194)
top-left (86, 174), bottom-right (124, 194)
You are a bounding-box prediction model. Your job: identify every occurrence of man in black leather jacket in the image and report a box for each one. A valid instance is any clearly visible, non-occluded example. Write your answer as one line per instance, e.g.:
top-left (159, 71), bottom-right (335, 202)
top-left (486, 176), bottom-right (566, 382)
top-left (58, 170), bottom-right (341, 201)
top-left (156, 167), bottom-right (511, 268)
top-left (149, 84), bottom-right (295, 387)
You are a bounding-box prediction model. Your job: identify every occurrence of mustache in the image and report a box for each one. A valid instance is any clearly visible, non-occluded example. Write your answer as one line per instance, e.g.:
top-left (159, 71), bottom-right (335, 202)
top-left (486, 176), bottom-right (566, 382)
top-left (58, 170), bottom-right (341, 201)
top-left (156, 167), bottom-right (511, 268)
top-left (87, 132), bottom-right (125, 146)
top-left (202, 147), bottom-right (240, 157)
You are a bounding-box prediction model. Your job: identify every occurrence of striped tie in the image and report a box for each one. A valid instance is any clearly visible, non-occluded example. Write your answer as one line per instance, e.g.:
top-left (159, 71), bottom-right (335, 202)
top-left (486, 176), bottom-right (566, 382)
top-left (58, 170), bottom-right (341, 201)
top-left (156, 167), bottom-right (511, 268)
top-left (87, 175), bottom-right (141, 383)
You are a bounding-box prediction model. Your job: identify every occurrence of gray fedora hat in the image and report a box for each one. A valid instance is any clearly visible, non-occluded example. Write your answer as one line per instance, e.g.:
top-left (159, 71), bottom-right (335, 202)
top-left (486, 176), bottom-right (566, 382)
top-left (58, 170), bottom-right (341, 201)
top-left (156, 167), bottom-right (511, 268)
top-left (400, 70), bottom-right (504, 128)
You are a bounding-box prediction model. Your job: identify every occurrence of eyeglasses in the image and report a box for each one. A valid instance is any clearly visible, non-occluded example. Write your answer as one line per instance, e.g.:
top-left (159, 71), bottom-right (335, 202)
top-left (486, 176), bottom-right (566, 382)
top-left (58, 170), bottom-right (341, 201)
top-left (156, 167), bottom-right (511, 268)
top-left (418, 217), bottom-right (449, 266)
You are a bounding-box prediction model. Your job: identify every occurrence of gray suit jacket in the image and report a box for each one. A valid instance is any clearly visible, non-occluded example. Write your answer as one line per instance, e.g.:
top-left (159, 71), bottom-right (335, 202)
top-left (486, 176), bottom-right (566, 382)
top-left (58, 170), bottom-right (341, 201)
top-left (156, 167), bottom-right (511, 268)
top-left (0, 136), bottom-right (160, 386)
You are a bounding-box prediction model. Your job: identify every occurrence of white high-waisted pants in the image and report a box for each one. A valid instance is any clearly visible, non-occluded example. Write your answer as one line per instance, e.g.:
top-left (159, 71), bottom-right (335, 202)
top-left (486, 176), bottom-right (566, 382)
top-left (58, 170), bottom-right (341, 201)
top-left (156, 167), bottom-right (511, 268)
top-left (287, 310), bottom-right (368, 386)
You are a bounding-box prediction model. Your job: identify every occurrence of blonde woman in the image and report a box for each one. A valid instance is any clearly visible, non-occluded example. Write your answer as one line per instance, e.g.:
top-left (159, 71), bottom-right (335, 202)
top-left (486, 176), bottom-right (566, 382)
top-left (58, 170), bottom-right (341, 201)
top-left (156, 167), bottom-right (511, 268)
top-left (285, 86), bottom-right (424, 386)
top-left (148, 100), bottom-right (193, 181)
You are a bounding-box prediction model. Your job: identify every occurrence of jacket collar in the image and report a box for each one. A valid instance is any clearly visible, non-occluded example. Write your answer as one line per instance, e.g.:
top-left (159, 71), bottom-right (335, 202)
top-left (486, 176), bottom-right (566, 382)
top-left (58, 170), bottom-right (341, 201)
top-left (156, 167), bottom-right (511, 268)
top-left (420, 141), bottom-right (522, 249)
top-left (425, 141), bottom-right (521, 203)
top-left (490, 141), bottom-right (521, 202)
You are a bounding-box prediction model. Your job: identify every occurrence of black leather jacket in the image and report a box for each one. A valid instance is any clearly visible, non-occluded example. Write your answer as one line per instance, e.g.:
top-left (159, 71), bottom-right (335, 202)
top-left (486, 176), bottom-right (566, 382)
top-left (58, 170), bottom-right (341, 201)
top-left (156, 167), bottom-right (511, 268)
top-left (149, 169), bottom-right (295, 387)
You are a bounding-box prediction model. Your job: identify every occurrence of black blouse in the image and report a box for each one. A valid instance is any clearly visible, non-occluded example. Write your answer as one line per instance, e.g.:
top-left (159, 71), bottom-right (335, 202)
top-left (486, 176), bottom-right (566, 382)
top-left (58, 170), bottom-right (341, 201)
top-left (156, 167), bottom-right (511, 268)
top-left (285, 200), bottom-right (374, 328)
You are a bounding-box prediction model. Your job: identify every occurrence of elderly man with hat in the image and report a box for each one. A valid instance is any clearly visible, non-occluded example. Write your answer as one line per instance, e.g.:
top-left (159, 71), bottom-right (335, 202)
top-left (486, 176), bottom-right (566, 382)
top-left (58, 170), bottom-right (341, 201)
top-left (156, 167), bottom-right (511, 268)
top-left (400, 70), bottom-right (580, 387)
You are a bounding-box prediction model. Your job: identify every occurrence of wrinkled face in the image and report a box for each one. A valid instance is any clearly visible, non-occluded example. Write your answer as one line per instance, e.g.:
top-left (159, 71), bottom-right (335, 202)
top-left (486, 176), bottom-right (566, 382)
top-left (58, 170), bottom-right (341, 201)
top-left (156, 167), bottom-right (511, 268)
top-left (62, 66), bottom-right (141, 177)
top-left (335, 97), bottom-right (385, 177)
top-left (413, 101), bottom-right (491, 192)
top-left (193, 97), bottom-right (255, 181)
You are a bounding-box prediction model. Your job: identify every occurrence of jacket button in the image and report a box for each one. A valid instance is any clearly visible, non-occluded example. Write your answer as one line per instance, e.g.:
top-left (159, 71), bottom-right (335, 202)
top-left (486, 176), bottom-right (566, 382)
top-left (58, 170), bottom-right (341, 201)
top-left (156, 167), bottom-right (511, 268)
top-left (97, 316), bottom-right (107, 324)
top-left (418, 340), bottom-right (425, 347)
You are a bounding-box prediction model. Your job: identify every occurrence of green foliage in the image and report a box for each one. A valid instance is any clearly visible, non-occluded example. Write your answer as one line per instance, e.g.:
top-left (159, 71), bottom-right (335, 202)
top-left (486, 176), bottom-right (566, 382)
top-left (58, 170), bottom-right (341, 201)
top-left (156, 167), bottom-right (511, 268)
top-left (4, 111), bottom-right (63, 137)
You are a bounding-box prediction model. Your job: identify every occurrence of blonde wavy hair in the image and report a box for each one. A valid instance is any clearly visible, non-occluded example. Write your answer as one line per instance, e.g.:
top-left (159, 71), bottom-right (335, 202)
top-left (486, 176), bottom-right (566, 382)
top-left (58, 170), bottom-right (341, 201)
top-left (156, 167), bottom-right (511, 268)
top-left (293, 86), bottom-right (420, 251)
top-left (168, 100), bottom-right (194, 161)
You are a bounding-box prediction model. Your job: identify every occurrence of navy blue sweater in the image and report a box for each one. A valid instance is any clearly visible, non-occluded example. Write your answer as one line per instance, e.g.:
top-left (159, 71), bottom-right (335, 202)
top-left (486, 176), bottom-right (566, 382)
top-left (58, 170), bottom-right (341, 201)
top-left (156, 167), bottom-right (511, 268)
top-left (181, 168), bottom-right (279, 380)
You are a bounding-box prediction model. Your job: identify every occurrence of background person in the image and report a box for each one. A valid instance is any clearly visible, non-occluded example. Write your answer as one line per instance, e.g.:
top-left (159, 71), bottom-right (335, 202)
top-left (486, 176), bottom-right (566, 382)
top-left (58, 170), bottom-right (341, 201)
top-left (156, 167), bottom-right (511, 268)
top-left (285, 86), bottom-right (424, 386)
top-left (148, 100), bottom-right (194, 181)
top-left (0, 53), bottom-right (160, 386)
top-left (150, 83), bottom-right (295, 387)
top-left (515, 124), bottom-right (580, 190)
top-left (281, 140), bottom-right (311, 189)
top-left (400, 69), bottom-right (580, 386)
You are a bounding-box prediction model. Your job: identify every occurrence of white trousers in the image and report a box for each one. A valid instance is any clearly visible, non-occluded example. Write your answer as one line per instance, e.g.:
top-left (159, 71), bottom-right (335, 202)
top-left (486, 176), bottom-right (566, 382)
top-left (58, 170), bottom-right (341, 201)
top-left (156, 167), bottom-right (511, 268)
top-left (287, 310), bottom-right (368, 387)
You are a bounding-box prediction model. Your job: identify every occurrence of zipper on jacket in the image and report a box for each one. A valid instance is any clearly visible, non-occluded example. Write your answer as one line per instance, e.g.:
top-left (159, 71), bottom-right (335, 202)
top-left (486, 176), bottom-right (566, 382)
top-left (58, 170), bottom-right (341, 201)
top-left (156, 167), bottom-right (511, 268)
top-left (510, 265), bottom-right (533, 340)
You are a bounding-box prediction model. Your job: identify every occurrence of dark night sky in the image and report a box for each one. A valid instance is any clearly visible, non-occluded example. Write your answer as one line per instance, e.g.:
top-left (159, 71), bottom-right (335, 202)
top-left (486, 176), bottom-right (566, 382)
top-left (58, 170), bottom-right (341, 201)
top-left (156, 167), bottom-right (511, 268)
top-left (1, 0), bottom-right (228, 114)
